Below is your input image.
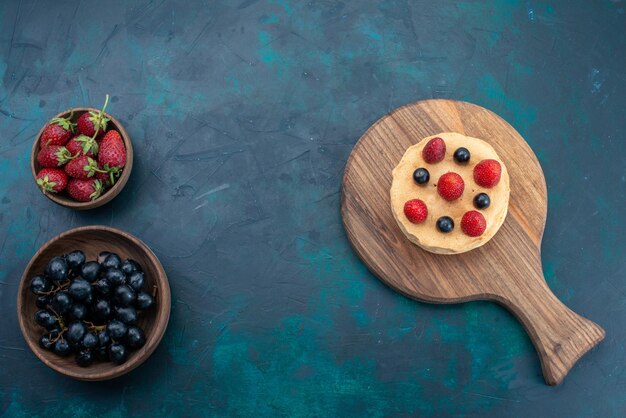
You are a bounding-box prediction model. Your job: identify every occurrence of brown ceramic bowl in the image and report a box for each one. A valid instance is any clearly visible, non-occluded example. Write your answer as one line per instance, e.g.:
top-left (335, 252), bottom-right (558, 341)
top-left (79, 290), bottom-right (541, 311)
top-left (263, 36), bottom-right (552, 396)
top-left (31, 108), bottom-right (133, 210)
top-left (17, 226), bottom-right (171, 381)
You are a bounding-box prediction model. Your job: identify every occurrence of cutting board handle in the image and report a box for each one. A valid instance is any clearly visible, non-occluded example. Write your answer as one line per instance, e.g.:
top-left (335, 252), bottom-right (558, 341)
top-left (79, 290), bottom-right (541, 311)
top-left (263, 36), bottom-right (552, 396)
top-left (504, 280), bottom-right (605, 385)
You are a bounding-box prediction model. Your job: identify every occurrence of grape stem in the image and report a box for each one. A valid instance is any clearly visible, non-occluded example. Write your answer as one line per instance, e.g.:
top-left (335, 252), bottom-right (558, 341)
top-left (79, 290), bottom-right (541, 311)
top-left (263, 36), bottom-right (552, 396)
top-left (48, 307), bottom-right (66, 329)
top-left (39, 279), bottom-right (70, 296)
top-left (84, 320), bottom-right (106, 332)
top-left (49, 328), bottom-right (67, 343)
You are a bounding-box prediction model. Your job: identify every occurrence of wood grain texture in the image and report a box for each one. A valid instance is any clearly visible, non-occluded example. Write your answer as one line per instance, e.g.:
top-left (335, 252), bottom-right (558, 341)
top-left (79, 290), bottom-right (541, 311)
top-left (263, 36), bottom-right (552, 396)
top-left (31, 108), bottom-right (133, 210)
top-left (17, 226), bottom-right (171, 381)
top-left (341, 99), bottom-right (605, 385)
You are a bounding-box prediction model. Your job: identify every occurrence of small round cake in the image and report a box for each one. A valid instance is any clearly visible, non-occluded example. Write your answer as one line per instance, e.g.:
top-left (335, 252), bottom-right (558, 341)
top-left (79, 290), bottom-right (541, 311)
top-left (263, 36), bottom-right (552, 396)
top-left (390, 132), bottom-right (510, 254)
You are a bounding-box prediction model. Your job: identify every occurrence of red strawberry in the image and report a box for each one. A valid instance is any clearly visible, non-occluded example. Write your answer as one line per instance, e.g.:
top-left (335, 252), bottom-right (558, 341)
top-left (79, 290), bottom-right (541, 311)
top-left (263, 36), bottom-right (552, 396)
top-left (64, 155), bottom-right (102, 179)
top-left (77, 112), bottom-right (108, 137)
top-left (66, 134), bottom-right (98, 156)
top-left (98, 130), bottom-right (126, 185)
top-left (67, 178), bottom-right (103, 202)
top-left (40, 114), bottom-right (75, 147)
top-left (95, 170), bottom-right (113, 188)
top-left (99, 130), bottom-right (126, 167)
top-left (76, 94), bottom-right (110, 136)
top-left (473, 159), bottom-right (502, 188)
top-left (403, 199), bottom-right (428, 224)
top-left (37, 145), bottom-right (74, 167)
top-left (422, 137), bottom-right (446, 164)
top-left (437, 172), bottom-right (464, 201)
top-left (36, 168), bottom-right (68, 193)
top-left (461, 210), bottom-right (487, 237)
top-left (66, 136), bottom-right (89, 157)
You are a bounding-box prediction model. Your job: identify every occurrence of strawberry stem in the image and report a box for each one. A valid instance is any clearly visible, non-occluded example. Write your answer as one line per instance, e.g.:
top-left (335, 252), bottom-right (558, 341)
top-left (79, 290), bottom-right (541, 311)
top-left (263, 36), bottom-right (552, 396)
top-left (67, 110), bottom-right (75, 132)
top-left (90, 94), bottom-right (110, 140)
top-left (75, 134), bottom-right (98, 155)
top-left (56, 146), bottom-right (75, 165)
top-left (84, 157), bottom-right (105, 177)
top-left (90, 179), bottom-right (103, 200)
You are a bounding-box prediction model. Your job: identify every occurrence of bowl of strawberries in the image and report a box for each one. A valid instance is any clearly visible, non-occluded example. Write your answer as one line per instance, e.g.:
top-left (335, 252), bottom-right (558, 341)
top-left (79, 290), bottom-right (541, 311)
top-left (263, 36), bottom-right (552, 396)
top-left (31, 95), bottom-right (133, 210)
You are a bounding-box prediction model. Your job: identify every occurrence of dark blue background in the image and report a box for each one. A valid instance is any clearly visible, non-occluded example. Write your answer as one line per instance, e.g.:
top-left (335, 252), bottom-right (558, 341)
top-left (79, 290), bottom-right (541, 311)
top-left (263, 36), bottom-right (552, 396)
top-left (0, 1), bottom-right (624, 416)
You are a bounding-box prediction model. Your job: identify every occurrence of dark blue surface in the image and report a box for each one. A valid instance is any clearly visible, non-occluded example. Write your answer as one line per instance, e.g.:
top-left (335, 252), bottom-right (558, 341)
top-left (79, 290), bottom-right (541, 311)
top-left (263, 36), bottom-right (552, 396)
top-left (0, 1), bottom-right (624, 416)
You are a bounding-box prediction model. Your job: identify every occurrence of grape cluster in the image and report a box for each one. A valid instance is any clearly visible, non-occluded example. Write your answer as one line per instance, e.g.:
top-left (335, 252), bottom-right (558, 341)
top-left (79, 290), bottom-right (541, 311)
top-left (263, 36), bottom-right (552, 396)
top-left (30, 250), bottom-right (155, 367)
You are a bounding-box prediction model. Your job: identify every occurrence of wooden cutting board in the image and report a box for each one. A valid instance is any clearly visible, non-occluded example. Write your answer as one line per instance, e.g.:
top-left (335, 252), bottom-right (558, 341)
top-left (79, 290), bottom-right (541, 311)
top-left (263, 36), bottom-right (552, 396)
top-left (341, 99), bottom-right (604, 385)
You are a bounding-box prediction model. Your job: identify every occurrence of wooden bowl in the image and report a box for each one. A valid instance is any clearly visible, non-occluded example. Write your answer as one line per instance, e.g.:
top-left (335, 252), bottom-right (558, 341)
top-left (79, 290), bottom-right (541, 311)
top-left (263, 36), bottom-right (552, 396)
top-left (31, 108), bottom-right (134, 210)
top-left (17, 226), bottom-right (171, 381)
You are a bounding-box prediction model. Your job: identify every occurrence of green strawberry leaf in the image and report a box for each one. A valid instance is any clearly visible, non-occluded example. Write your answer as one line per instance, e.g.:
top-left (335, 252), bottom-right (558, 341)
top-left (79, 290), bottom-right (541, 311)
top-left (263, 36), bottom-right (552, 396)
top-left (55, 147), bottom-right (73, 165)
top-left (87, 95), bottom-right (110, 137)
top-left (84, 157), bottom-right (104, 177)
top-left (90, 180), bottom-right (103, 200)
top-left (36, 175), bottom-right (57, 193)
top-left (102, 164), bottom-right (122, 185)
top-left (76, 135), bottom-right (99, 155)
top-left (88, 112), bottom-right (109, 133)
top-left (49, 115), bottom-right (76, 132)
